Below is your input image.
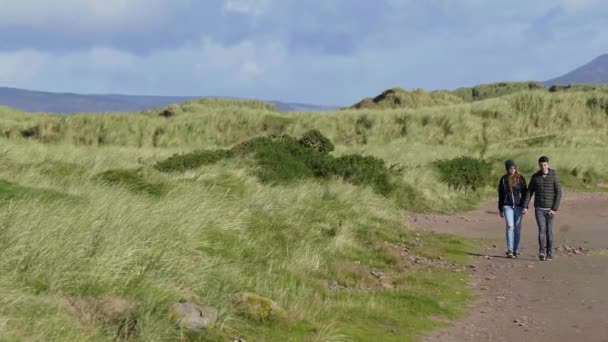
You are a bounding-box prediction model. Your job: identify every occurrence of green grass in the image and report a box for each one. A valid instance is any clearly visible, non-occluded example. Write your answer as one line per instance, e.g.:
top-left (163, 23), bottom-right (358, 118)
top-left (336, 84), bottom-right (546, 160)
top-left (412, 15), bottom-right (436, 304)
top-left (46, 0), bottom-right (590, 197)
top-left (0, 89), bottom-right (606, 340)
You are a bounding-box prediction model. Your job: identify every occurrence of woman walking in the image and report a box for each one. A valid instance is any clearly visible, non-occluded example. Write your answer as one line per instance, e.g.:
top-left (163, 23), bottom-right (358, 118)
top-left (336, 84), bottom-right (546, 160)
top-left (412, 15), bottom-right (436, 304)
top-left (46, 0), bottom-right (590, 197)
top-left (498, 160), bottom-right (528, 258)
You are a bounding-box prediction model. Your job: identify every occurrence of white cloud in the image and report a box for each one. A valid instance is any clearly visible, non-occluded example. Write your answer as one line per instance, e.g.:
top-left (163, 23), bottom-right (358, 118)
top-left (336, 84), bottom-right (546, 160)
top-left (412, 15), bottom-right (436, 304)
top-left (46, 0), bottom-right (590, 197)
top-left (0, 0), bottom-right (172, 31)
top-left (559, 0), bottom-right (602, 13)
top-left (0, 36), bottom-right (283, 95)
top-left (0, 49), bottom-right (46, 87)
top-left (223, 0), bottom-right (269, 16)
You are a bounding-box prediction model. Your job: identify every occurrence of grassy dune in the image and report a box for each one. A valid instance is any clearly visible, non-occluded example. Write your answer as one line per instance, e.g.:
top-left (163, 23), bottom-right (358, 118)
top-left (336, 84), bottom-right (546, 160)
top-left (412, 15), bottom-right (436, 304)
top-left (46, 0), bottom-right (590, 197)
top-left (0, 90), bottom-right (607, 341)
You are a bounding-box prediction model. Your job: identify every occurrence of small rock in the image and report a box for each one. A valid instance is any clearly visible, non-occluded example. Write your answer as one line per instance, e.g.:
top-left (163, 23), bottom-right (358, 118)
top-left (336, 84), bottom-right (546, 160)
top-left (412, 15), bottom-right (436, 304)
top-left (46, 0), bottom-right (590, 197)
top-left (485, 276), bottom-right (496, 281)
top-left (235, 293), bottom-right (286, 321)
top-left (496, 296), bottom-right (507, 300)
top-left (492, 244), bottom-right (497, 248)
top-left (574, 250), bottom-right (581, 255)
top-left (171, 302), bottom-right (218, 332)
top-left (370, 271), bottom-right (385, 278)
top-left (325, 280), bottom-right (341, 291)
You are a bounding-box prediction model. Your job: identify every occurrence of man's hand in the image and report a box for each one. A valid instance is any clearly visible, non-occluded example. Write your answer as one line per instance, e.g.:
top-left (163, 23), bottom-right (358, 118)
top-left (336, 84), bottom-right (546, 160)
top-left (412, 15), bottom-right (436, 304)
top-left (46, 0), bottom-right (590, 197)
top-left (549, 209), bottom-right (555, 216)
top-left (522, 208), bottom-right (528, 215)
top-left (499, 212), bottom-right (504, 218)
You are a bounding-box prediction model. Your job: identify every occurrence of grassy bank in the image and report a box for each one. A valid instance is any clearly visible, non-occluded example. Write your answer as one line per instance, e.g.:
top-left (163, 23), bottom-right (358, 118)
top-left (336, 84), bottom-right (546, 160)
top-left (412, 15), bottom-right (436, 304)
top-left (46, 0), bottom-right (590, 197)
top-left (0, 89), bottom-right (606, 340)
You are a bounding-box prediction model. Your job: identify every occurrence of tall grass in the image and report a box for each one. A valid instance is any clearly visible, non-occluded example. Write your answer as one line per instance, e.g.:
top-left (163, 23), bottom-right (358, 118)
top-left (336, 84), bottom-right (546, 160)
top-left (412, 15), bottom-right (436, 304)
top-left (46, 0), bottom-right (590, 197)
top-left (0, 90), bottom-right (606, 340)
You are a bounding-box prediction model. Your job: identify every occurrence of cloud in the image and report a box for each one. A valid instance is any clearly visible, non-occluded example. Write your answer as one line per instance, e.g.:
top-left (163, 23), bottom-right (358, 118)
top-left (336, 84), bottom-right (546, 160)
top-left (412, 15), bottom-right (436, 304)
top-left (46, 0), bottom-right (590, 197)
top-left (0, 0), bottom-right (171, 30)
top-left (0, 1), bottom-right (607, 105)
top-left (0, 37), bottom-right (284, 96)
top-left (223, 0), bottom-right (270, 16)
top-left (559, 0), bottom-right (602, 13)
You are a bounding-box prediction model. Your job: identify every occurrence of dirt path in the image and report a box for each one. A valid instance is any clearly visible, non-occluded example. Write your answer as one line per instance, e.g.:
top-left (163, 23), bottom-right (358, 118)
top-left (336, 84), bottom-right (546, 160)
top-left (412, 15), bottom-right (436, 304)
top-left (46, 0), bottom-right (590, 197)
top-left (410, 191), bottom-right (608, 342)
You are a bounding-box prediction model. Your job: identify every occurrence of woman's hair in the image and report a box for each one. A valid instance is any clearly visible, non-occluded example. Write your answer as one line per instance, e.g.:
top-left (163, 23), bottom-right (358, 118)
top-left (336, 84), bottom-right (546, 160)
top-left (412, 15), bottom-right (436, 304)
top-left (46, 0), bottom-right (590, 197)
top-left (507, 168), bottom-right (522, 190)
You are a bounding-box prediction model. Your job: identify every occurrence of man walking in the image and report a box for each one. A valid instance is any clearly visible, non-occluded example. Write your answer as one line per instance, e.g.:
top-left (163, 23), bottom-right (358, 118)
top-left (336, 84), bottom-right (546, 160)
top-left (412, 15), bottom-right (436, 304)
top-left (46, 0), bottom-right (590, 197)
top-left (523, 156), bottom-right (562, 261)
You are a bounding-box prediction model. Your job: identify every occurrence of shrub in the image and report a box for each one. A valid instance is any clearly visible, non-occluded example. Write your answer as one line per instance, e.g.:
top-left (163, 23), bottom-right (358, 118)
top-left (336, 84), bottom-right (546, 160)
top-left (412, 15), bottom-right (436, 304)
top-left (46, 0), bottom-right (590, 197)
top-left (154, 150), bottom-right (233, 172)
top-left (299, 129), bottom-right (334, 153)
top-left (432, 156), bottom-right (493, 192)
top-left (154, 131), bottom-right (396, 195)
top-left (158, 107), bottom-right (176, 118)
top-left (333, 154), bottom-right (392, 195)
top-left (20, 126), bottom-right (40, 138)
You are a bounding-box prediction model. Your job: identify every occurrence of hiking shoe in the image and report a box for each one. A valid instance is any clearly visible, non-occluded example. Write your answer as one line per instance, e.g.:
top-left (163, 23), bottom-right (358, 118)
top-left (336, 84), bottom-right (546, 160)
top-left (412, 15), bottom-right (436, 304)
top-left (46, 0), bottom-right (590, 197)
top-left (513, 251), bottom-right (519, 259)
top-left (539, 253), bottom-right (546, 261)
top-left (546, 254), bottom-right (553, 261)
top-left (507, 251), bottom-right (514, 259)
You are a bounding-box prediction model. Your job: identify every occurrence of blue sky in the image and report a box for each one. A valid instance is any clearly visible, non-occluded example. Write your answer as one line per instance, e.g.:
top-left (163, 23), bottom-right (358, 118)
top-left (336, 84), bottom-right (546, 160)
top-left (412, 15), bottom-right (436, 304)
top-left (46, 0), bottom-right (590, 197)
top-left (0, 0), bottom-right (607, 106)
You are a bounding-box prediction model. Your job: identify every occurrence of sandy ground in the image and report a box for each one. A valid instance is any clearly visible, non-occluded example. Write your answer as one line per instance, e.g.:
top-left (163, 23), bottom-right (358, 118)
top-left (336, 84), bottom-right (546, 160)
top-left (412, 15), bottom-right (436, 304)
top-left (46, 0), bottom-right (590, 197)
top-left (410, 191), bottom-right (608, 342)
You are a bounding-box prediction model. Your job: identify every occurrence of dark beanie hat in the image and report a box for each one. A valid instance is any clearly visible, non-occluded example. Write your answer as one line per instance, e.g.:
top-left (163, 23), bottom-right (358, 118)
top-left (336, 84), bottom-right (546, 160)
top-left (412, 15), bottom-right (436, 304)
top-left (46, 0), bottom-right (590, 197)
top-left (505, 160), bottom-right (516, 171)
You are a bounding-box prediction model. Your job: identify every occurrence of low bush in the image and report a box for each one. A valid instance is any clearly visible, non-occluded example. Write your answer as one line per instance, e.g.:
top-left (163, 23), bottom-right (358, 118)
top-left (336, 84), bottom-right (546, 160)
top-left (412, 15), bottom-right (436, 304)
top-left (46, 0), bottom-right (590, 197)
top-left (154, 130), bottom-right (395, 195)
top-left (432, 156), bottom-right (493, 192)
top-left (154, 150), bottom-right (233, 172)
top-left (333, 154), bottom-right (392, 195)
top-left (299, 129), bottom-right (335, 153)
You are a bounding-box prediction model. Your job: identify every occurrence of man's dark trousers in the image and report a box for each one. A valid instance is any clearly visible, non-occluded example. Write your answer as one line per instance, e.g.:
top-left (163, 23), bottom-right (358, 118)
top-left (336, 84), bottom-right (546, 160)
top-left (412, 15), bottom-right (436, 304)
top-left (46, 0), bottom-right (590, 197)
top-left (535, 208), bottom-right (554, 256)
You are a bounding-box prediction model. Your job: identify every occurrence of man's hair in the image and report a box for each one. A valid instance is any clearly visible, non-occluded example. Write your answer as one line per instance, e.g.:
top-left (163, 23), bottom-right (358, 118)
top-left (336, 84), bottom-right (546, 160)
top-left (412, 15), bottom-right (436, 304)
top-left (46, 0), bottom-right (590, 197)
top-left (538, 156), bottom-right (549, 164)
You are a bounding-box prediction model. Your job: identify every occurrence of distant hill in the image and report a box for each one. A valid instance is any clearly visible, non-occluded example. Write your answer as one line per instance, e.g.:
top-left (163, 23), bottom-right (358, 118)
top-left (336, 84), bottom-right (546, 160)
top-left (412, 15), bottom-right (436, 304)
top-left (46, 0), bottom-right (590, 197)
top-left (349, 82), bottom-right (545, 110)
top-left (0, 87), bottom-right (336, 113)
top-left (350, 87), bottom-right (463, 110)
top-left (545, 54), bottom-right (608, 86)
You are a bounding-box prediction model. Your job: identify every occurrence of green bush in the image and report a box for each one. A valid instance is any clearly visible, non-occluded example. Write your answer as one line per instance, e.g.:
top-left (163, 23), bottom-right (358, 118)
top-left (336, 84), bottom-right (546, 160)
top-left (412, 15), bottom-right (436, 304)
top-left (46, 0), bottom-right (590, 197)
top-left (299, 129), bottom-right (334, 153)
top-left (243, 135), bottom-right (333, 183)
top-left (154, 150), bottom-right (233, 172)
top-left (333, 154), bottom-right (392, 195)
top-left (154, 130), bottom-right (395, 195)
top-left (432, 156), bottom-right (493, 192)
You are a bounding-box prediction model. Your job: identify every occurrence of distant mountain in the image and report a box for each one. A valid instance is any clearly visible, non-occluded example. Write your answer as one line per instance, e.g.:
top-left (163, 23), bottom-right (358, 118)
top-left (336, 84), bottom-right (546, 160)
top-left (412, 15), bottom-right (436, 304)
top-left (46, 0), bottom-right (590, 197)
top-left (0, 87), bottom-right (336, 113)
top-left (545, 54), bottom-right (608, 86)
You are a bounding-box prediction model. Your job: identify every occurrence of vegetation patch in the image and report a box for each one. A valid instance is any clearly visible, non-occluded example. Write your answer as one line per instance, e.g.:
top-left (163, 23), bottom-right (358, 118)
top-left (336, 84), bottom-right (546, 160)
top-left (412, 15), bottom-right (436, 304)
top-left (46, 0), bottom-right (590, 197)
top-left (432, 156), bottom-right (493, 192)
top-left (0, 179), bottom-right (77, 202)
top-left (154, 150), bottom-right (233, 173)
top-left (96, 169), bottom-right (170, 196)
top-left (155, 131), bottom-right (396, 195)
top-left (351, 87), bottom-right (463, 109)
top-left (452, 81), bottom-right (544, 102)
top-left (586, 96), bottom-right (608, 114)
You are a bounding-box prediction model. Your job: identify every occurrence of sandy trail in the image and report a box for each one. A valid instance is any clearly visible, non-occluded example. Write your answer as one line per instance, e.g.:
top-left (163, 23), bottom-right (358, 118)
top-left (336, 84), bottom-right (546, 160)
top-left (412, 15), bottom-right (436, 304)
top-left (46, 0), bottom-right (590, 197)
top-left (411, 192), bottom-right (608, 342)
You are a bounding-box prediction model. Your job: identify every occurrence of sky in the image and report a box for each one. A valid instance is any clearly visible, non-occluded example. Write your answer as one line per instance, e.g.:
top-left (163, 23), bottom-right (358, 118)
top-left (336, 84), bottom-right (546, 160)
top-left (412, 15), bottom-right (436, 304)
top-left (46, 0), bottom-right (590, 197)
top-left (0, 0), bottom-right (607, 106)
